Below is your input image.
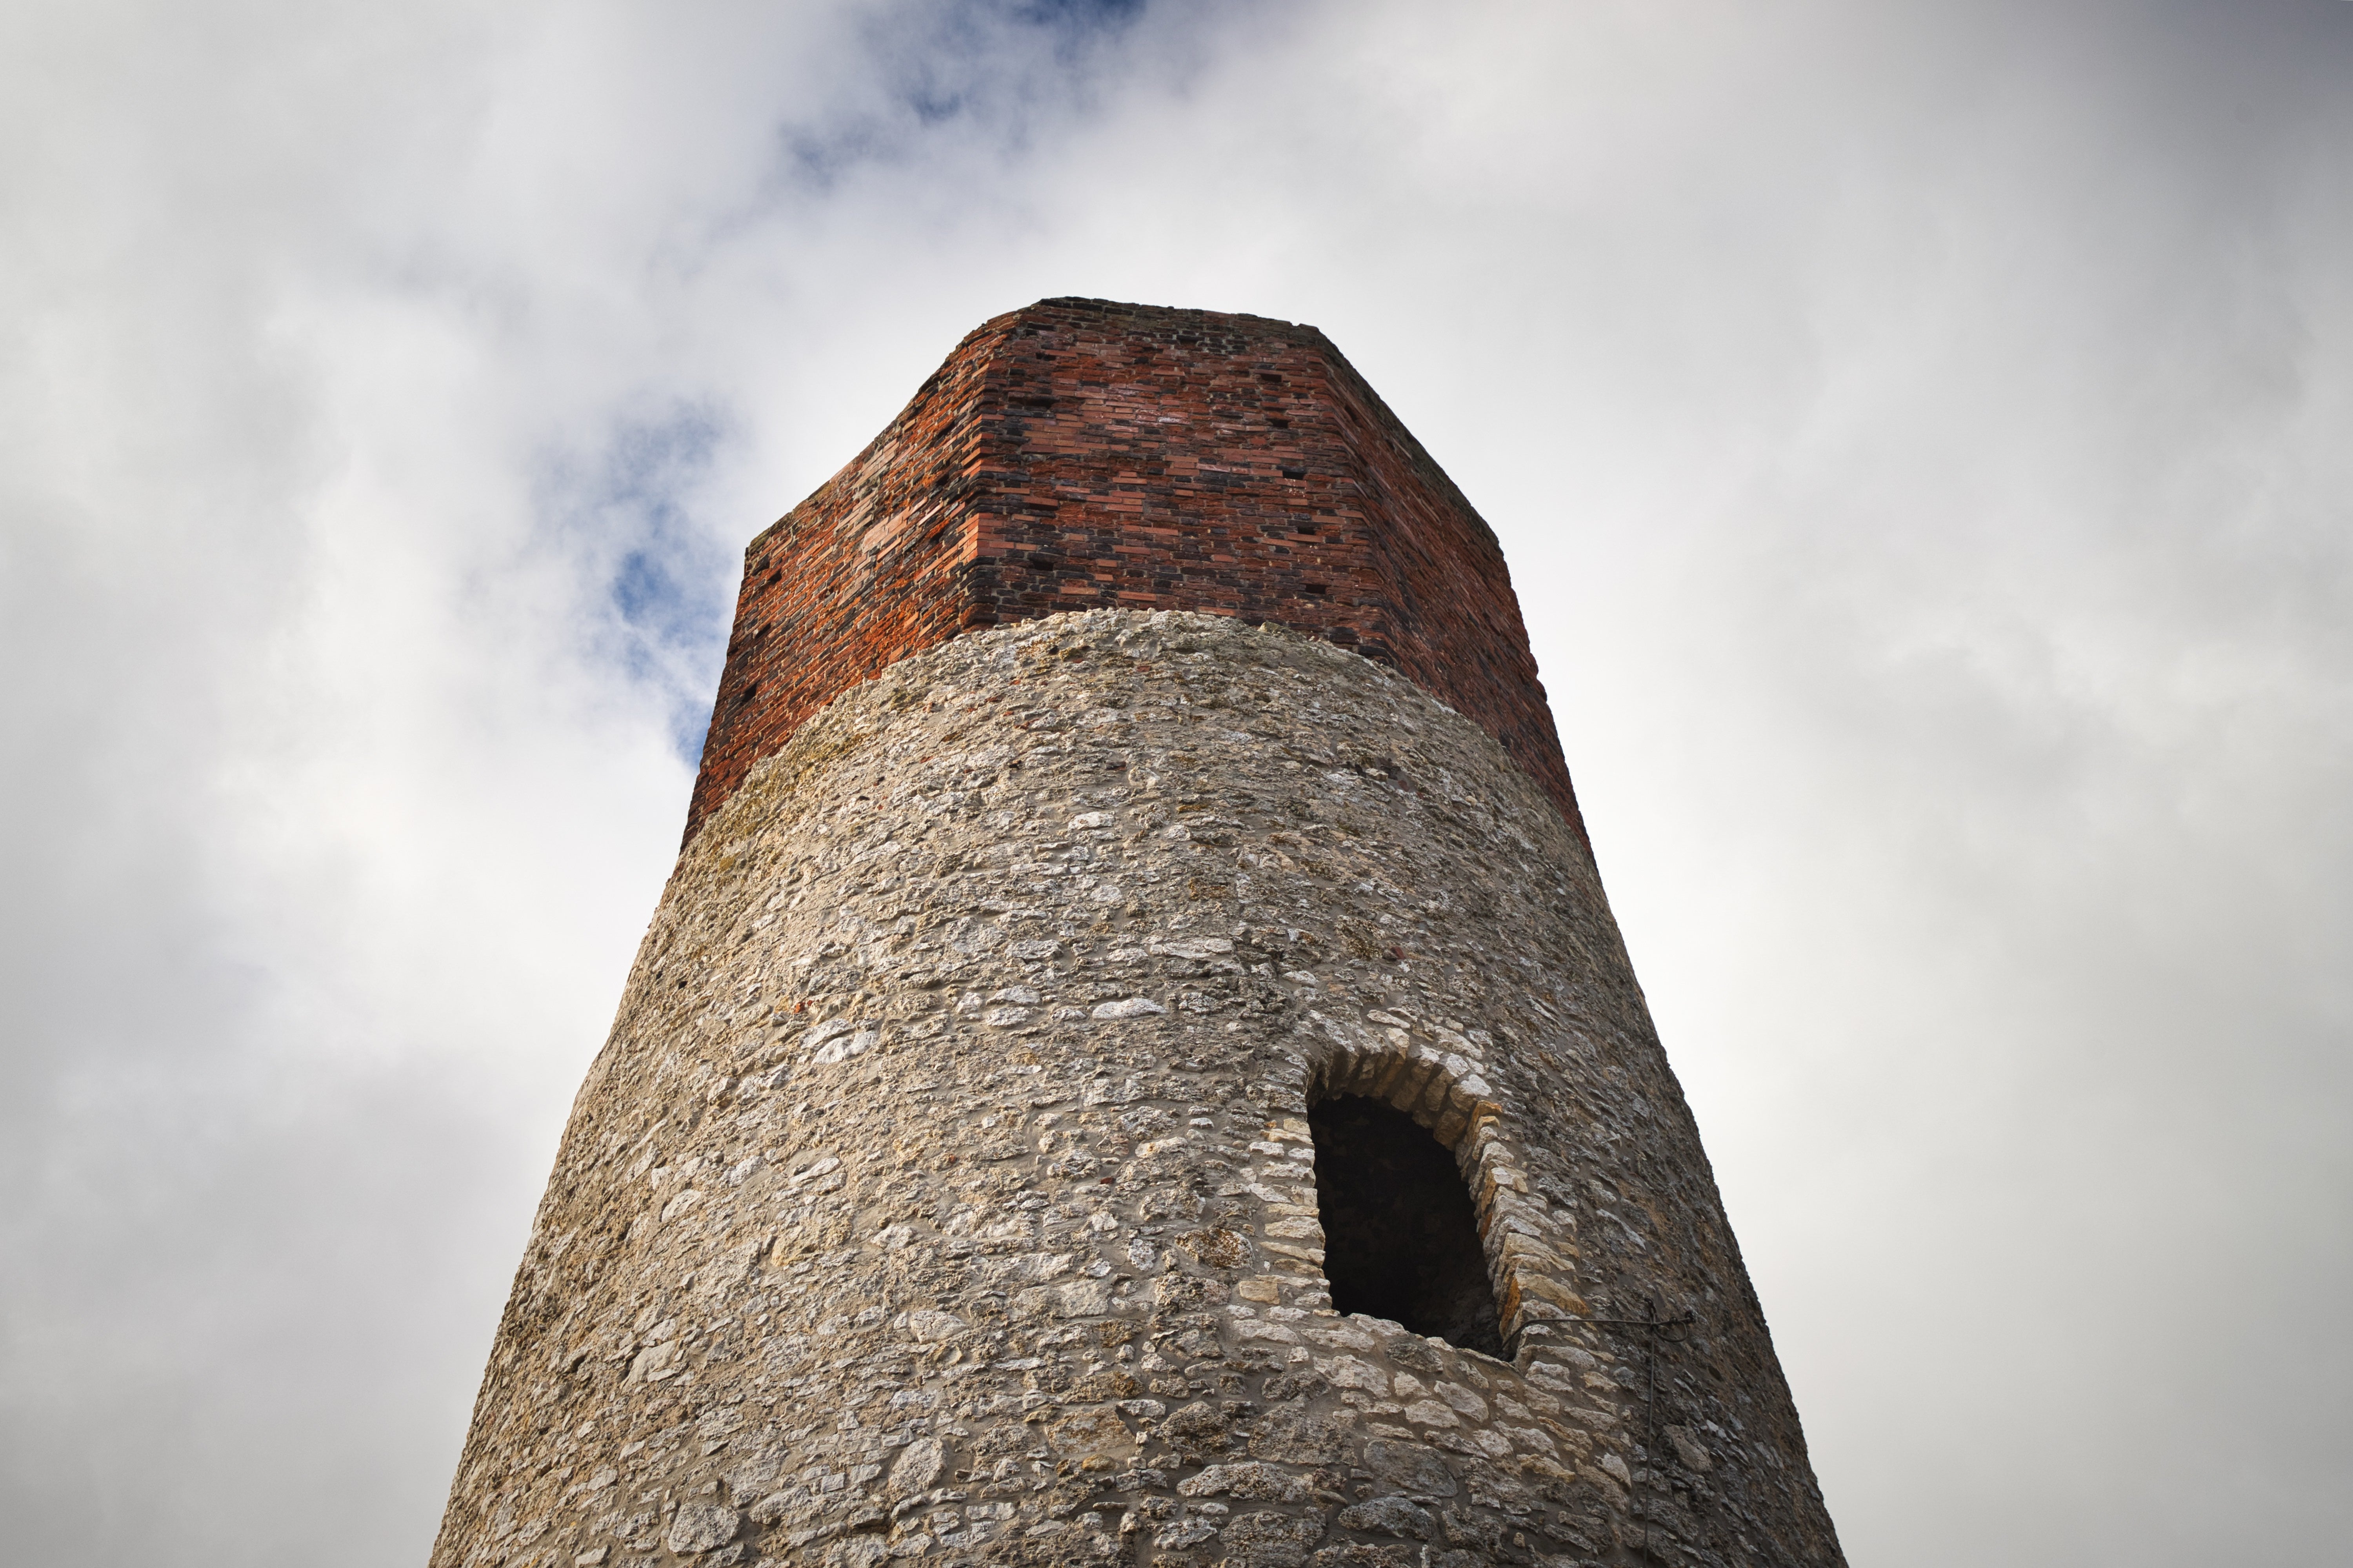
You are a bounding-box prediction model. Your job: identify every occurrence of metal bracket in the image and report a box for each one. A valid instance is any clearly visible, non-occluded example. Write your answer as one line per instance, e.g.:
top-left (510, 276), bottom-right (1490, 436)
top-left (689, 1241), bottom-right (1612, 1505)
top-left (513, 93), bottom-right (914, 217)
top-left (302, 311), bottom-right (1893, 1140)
top-left (1587, 1299), bottom-right (1697, 1562)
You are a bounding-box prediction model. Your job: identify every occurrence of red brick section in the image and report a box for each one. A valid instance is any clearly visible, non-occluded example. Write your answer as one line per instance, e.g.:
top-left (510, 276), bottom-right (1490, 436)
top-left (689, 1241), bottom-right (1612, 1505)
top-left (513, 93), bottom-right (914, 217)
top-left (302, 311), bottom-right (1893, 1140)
top-left (685, 298), bottom-right (1583, 847)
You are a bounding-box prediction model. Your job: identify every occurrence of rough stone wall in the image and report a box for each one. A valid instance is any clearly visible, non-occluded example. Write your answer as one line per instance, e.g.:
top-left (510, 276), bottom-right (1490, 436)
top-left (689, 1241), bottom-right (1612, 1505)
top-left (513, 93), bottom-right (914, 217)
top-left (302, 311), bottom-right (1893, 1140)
top-left (434, 612), bottom-right (1842, 1568)
top-left (685, 300), bottom-right (1579, 848)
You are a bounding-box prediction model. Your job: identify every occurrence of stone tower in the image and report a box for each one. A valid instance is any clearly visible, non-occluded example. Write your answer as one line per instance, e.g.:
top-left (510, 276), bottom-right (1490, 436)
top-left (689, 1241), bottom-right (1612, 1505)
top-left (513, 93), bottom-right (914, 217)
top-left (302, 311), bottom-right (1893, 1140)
top-left (431, 300), bottom-right (1844, 1568)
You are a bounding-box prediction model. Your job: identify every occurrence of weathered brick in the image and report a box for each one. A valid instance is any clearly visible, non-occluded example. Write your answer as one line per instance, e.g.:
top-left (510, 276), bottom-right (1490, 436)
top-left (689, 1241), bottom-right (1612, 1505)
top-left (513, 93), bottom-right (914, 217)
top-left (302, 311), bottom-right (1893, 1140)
top-left (684, 297), bottom-right (1580, 845)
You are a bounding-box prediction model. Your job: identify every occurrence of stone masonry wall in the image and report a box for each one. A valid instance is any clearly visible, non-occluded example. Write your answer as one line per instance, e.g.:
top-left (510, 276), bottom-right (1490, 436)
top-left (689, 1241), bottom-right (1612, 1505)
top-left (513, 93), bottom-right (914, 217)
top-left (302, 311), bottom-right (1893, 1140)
top-left (685, 300), bottom-right (1580, 848)
top-left (434, 612), bottom-right (1842, 1568)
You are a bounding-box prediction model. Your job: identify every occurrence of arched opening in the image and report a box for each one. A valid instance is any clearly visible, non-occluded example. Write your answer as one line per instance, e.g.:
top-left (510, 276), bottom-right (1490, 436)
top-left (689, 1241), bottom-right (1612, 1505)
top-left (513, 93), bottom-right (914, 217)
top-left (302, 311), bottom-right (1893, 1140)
top-left (1309, 1094), bottom-right (1506, 1357)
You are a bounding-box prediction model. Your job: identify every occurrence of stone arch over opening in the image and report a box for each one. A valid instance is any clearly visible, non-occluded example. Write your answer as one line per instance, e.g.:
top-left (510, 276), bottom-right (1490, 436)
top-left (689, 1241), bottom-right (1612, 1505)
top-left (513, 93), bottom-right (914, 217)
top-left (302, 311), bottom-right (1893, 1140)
top-left (1309, 1094), bottom-right (1506, 1356)
top-left (1296, 1037), bottom-right (1575, 1361)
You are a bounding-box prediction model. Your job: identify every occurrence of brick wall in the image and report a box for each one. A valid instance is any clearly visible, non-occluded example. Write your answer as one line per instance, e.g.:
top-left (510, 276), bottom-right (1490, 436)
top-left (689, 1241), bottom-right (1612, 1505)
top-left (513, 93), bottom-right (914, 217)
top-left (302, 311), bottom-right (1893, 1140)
top-left (685, 298), bottom-right (1581, 846)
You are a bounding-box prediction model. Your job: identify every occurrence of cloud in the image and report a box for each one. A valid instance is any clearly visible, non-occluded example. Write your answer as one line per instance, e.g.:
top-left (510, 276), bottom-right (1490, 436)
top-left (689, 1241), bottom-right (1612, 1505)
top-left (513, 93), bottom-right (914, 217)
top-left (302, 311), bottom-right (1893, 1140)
top-left (2, 1), bottom-right (2348, 1563)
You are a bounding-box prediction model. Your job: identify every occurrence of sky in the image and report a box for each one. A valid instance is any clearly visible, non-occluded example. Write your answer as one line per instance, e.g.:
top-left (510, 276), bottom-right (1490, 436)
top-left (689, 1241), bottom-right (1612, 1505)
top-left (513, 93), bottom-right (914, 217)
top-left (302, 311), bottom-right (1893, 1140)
top-left (2, 1), bottom-right (2348, 1563)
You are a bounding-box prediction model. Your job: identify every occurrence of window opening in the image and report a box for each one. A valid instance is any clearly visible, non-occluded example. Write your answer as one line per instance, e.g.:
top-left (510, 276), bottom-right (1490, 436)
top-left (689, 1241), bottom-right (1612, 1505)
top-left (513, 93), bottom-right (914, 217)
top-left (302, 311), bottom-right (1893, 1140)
top-left (1309, 1094), bottom-right (1505, 1357)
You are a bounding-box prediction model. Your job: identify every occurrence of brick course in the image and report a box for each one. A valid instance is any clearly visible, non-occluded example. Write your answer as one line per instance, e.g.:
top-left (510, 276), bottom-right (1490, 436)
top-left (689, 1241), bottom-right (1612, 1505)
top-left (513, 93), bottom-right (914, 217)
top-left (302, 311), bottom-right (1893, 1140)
top-left (685, 297), bottom-right (1580, 846)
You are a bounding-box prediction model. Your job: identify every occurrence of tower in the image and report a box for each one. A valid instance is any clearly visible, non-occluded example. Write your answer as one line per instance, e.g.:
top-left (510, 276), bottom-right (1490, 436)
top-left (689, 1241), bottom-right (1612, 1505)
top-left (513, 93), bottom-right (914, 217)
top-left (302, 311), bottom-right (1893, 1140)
top-left (431, 300), bottom-right (1844, 1568)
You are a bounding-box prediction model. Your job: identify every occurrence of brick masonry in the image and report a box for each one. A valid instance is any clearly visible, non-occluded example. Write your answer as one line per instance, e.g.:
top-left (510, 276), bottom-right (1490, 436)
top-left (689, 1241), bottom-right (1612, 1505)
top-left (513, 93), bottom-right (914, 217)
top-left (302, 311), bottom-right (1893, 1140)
top-left (685, 298), bottom-right (1580, 849)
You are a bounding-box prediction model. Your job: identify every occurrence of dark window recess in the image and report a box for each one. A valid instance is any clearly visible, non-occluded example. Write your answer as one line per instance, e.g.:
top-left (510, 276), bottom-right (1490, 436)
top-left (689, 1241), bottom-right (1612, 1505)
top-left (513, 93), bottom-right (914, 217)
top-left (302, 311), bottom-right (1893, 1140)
top-left (1310, 1095), bottom-right (1506, 1357)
